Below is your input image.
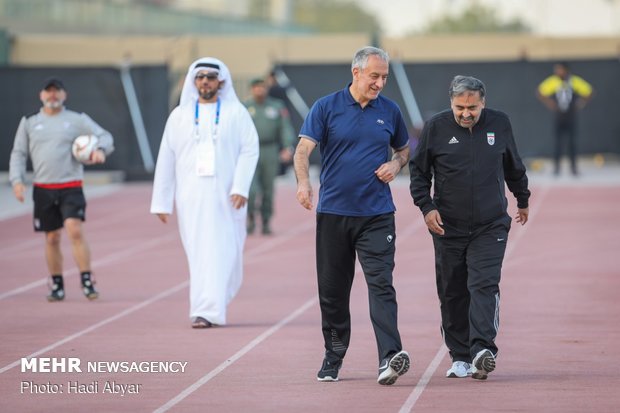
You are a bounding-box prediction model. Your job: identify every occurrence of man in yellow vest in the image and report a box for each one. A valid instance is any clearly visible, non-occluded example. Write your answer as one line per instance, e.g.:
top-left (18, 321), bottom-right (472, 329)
top-left (537, 62), bottom-right (593, 176)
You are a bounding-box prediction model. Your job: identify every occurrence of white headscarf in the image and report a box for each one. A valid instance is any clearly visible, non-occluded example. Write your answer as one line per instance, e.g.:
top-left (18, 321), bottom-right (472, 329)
top-left (179, 57), bottom-right (240, 107)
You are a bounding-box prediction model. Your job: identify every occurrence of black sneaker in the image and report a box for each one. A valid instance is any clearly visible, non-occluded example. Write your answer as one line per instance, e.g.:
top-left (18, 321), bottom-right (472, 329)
top-left (378, 350), bottom-right (410, 385)
top-left (47, 276), bottom-right (65, 302)
top-left (471, 349), bottom-right (496, 380)
top-left (81, 273), bottom-right (99, 300)
top-left (317, 359), bottom-right (342, 382)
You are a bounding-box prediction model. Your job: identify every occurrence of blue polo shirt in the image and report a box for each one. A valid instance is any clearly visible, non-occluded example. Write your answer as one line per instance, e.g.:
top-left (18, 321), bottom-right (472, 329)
top-left (299, 84), bottom-right (409, 216)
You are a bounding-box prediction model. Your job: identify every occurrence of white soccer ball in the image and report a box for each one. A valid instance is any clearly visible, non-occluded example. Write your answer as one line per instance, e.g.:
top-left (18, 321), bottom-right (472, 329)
top-left (72, 135), bottom-right (99, 164)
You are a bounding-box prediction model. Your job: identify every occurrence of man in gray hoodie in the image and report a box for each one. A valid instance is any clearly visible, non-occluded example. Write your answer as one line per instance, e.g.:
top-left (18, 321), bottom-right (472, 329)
top-left (9, 77), bottom-right (114, 302)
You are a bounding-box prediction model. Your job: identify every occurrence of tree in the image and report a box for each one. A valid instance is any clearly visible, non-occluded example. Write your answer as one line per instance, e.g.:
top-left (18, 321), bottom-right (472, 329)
top-left (248, 0), bottom-right (381, 34)
top-left (293, 0), bottom-right (380, 33)
top-left (422, 3), bottom-right (530, 34)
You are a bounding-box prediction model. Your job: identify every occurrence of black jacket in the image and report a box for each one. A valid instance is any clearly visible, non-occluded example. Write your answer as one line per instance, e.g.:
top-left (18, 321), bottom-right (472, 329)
top-left (409, 108), bottom-right (530, 226)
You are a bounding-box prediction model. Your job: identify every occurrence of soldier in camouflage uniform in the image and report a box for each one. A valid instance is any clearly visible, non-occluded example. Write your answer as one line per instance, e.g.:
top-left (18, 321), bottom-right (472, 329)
top-left (244, 78), bottom-right (295, 235)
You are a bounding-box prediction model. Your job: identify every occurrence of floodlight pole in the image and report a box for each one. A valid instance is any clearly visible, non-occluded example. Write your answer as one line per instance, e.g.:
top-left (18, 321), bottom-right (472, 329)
top-left (391, 59), bottom-right (424, 130)
top-left (119, 61), bottom-right (155, 173)
top-left (273, 67), bottom-right (310, 118)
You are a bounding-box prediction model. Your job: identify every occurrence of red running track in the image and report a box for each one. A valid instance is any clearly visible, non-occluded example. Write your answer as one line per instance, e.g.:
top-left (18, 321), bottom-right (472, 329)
top-left (0, 178), bottom-right (618, 412)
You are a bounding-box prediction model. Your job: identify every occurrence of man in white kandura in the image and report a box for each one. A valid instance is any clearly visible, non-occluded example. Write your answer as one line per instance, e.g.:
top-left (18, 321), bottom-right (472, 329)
top-left (150, 57), bottom-right (259, 328)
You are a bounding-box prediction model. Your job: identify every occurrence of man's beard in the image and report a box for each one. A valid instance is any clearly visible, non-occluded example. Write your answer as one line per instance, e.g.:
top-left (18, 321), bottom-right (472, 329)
top-left (44, 100), bottom-right (63, 109)
top-left (199, 89), bottom-right (218, 101)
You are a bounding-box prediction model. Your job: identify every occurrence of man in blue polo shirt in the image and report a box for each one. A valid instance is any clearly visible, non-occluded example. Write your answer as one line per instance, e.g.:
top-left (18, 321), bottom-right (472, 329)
top-left (293, 46), bottom-right (411, 385)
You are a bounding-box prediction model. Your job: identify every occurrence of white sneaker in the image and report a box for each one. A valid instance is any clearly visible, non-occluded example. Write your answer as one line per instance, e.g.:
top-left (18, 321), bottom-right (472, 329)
top-left (377, 350), bottom-right (410, 385)
top-left (446, 361), bottom-right (472, 378)
top-left (472, 349), bottom-right (496, 380)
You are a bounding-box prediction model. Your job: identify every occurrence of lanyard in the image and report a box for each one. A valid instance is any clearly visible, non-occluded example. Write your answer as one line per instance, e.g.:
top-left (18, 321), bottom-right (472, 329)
top-left (194, 98), bottom-right (220, 139)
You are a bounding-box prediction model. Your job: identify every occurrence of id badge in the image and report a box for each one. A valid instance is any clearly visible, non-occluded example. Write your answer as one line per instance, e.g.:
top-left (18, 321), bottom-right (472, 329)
top-left (196, 140), bottom-right (215, 176)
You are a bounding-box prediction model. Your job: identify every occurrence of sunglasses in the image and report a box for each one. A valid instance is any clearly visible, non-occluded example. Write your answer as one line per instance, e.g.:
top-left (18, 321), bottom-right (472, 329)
top-left (195, 73), bottom-right (219, 81)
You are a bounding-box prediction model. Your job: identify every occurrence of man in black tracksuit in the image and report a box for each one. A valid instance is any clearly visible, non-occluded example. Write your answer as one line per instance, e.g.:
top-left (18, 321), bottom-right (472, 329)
top-left (409, 76), bottom-right (530, 380)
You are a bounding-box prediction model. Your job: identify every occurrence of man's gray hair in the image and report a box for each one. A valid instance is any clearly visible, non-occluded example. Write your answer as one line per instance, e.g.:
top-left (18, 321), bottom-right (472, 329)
top-left (352, 46), bottom-right (389, 71)
top-left (449, 75), bottom-right (486, 100)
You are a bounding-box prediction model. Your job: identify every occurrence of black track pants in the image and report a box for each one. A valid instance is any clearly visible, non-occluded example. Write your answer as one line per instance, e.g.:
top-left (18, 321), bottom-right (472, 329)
top-left (432, 215), bottom-right (511, 362)
top-left (554, 119), bottom-right (578, 174)
top-left (316, 213), bottom-right (403, 363)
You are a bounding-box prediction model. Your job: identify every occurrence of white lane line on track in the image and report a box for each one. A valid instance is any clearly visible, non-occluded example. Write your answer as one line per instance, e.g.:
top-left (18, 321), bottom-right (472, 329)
top-left (0, 237), bottom-right (42, 256)
top-left (0, 196), bottom-right (425, 411)
top-left (153, 297), bottom-right (318, 413)
top-left (155, 216), bottom-right (426, 412)
top-left (398, 346), bottom-right (448, 413)
top-left (0, 219), bottom-right (316, 374)
top-left (397, 186), bottom-right (551, 413)
top-left (0, 232), bottom-right (180, 301)
top-left (0, 204), bottom-right (147, 256)
top-left (0, 215), bottom-right (315, 302)
top-left (0, 281), bottom-right (189, 375)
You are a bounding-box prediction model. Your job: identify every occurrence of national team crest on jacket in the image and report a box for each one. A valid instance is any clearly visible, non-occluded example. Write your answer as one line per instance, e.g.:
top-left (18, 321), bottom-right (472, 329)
top-left (487, 132), bottom-right (495, 145)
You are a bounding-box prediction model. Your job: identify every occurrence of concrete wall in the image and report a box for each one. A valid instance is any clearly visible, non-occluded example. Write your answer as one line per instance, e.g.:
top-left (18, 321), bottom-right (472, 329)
top-left (384, 34), bottom-right (620, 62)
top-left (10, 33), bottom-right (620, 75)
top-left (10, 33), bottom-right (618, 104)
top-left (9, 33), bottom-right (371, 76)
top-left (4, 34), bottom-right (618, 175)
top-left (8, 33), bottom-right (372, 103)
